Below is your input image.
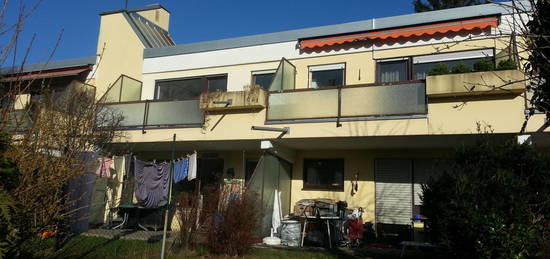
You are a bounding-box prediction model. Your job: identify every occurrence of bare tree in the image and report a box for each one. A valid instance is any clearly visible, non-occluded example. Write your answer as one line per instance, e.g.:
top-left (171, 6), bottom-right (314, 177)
top-left (0, 0), bottom-right (124, 255)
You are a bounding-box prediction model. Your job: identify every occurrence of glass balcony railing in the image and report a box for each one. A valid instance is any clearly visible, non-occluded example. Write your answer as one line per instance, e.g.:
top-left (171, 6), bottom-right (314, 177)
top-left (101, 75), bottom-right (142, 103)
top-left (101, 99), bottom-right (204, 129)
top-left (266, 81), bottom-right (427, 121)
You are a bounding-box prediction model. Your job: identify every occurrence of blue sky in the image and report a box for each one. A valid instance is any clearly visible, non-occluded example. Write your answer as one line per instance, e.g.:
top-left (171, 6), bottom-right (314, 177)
top-left (7, 0), bottom-right (419, 65)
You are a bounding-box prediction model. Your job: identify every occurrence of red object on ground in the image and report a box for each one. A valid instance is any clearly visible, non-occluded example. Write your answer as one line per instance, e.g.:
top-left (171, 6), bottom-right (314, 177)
top-left (347, 218), bottom-right (364, 240)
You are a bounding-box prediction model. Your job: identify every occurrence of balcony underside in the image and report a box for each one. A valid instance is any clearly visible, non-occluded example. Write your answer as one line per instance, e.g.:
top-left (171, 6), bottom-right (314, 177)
top-left (106, 133), bottom-right (550, 154)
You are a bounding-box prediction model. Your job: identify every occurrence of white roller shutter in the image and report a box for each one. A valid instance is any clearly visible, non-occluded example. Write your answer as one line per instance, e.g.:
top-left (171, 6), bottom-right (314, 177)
top-left (375, 159), bottom-right (412, 225)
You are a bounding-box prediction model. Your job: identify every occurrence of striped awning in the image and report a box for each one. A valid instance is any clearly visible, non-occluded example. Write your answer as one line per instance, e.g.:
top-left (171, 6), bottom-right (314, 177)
top-left (300, 16), bottom-right (498, 50)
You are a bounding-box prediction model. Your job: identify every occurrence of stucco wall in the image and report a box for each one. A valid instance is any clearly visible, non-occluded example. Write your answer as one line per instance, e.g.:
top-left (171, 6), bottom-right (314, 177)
top-left (93, 13), bottom-right (145, 99)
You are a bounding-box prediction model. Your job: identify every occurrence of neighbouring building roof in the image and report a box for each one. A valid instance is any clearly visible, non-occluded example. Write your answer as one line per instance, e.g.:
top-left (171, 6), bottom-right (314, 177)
top-left (143, 1), bottom-right (522, 58)
top-left (0, 56), bottom-right (96, 75)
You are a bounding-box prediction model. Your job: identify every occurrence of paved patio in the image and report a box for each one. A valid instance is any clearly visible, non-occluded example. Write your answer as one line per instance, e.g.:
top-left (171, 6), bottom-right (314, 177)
top-left (83, 228), bottom-right (177, 242)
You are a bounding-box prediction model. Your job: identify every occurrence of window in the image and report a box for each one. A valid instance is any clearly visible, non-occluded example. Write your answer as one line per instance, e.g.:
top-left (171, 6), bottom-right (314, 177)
top-left (245, 159), bottom-right (259, 182)
top-left (155, 75), bottom-right (227, 100)
top-left (251, 70), bottom-right (276, 90)
top-left (413, 49), bottom-right (494, 80)
top-left (303, 159), bottom-right (344, 190)
top-left (309, 64), bottom-right (345, 88)
top-left (378, 59), bottom-right (409, 83)
top-left (376, 49), bottom-right (495, 82)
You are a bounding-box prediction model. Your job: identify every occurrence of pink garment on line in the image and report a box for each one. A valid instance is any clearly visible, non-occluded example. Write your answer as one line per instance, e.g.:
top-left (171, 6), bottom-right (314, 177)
top-left (95, 158), bottom-right (113, 178)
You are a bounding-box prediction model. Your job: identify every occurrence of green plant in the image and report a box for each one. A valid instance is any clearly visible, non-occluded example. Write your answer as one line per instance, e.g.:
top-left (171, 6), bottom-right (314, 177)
top-left (422, 139), bottom-right (550, 258)
top-left (451, 62), bottom-right (472, 74)
top-left (0, 192), bottom-right (18, 259)
top-left (497, 59), bottom-right (517, 70)
top-left (473, 59), bottom-right (495, 72)
top-left (427, 63), bottom-right (449, 76)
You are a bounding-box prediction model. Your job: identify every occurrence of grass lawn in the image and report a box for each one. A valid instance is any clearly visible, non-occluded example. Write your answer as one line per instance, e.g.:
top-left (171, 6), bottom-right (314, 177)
top-left (20, 235), bottom-right (437, 259)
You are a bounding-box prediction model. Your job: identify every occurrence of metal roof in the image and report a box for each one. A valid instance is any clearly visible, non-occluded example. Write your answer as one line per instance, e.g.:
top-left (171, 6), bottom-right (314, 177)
top-left (125, 12), bottom-right (175, 49)
top-left (144, 1), bottom-right (522, 59)
top-left (100, 4), bottom-right (170, 16)
top-left (0, 56), bottom-right (96, 75)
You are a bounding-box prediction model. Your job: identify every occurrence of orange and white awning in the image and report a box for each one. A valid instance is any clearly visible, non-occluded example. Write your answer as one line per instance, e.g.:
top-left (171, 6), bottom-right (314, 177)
top-left (300, 16), bottom-right (498, 50)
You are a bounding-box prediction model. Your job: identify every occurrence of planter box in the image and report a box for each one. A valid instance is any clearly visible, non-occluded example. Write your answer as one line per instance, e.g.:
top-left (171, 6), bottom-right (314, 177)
top-left (426, 69), bottom-right (525, 98)
top-left (200, 88), bottom-right (267, 112)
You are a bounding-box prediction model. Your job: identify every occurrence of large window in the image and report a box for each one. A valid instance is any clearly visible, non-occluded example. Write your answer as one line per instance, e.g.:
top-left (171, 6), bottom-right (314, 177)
top-left (303, 159), bottom-right (344, 190)
top-left (376, 49), bottom-right (495, 83)
top-left (155, 75), bottom-right (227, 100)
top-left (378, 59), bottom-right (409, 83)
top-left (413, 49), bottom-right (494, 80)
top-left (251, 70), bottom-right (276, 90)
top-left (309, 64), bottom-right (345, 88)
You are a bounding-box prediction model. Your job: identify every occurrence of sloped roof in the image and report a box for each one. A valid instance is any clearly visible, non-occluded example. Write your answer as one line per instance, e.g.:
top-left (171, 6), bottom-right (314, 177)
top-left (0, 56), bottom-right (96, 75)
top-left (125, 11), bottom-right (175, 48)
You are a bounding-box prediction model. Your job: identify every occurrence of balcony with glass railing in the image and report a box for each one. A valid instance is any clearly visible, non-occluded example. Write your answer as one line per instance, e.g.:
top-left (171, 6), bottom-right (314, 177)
top-left (265, 59), bottom-right (427, 122)
top-left (100, 75), bottom-right (204, 129)
top-left (4, 80), bottom-right (96, 133)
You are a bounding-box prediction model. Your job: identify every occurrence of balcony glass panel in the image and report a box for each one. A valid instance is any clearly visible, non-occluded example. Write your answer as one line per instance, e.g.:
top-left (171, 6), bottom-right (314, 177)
top-left (281, 59), bottom-right (296, 91)
top-left (120, 76), bottom-right (142, 102)
top-left (7, 110), bottom-right (31, 132)
top-left (267, 82), bottom-right (426, 121)
top-left (341, 82), bottom-right (426, 117)
top-left (267, 89), bottom-right (338, 120)
top-left (103, 103), bottom-right (145, 127)
top-left (146, 100), bottom-right (203, 126)
top-left (102, 78), bottom-right (122, 103)
top-left (101, 75), bottom-right (142, 103)
top-left (268, 58), bottom-right (295, 91)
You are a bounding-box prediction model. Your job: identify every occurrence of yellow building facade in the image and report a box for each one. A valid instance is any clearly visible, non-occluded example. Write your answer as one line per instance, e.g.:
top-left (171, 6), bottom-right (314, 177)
top-left (9, 2), bottom-right (546, 238)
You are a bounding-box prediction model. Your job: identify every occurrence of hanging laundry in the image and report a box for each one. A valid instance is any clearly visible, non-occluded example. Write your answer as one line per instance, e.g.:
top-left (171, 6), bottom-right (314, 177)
top-left (173, 158), bottom-right (189, 183)
top-left (95, 158), bottom-right (113, 178)
top-left (187, 152), bottom-right (197, 181)
top-left (134, 159), bottom-right (170, 208)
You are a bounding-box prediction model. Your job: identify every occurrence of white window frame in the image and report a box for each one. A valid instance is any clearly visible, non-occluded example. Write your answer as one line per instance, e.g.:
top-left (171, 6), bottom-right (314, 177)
top-left (413, 48), bottom-right (494, 64)
top-left (308, 63), bottom-right (346, 88)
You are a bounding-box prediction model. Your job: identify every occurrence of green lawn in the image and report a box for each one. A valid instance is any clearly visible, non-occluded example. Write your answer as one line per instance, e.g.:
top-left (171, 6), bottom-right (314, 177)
top-left (20, 235), bottom-right (437, 259)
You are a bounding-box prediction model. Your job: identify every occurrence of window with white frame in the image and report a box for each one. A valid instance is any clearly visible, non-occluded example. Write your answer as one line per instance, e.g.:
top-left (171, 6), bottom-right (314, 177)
top-left (309, 63), bottom-right (345, 88)
top-left (251, 69), bottom-right (276, 90)
top-left (413, 49), bottom-right (494, 80)
top-left (376, 49), bottom-right (495, 83)
top-left (155, 74), bottom-right (227, 100)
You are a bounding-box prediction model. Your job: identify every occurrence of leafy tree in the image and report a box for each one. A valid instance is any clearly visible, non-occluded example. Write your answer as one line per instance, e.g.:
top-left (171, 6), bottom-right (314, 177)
top-left (413, 0), bottom-right (490, 12)
top-left (526, 0), bottom-right (550, 119)
top-left (422, 139), bottom-right (550, 258)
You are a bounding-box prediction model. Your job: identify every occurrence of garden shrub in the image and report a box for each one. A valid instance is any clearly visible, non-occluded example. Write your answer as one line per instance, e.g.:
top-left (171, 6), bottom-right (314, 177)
top-left (473, 59), bottom-right (495, 72)
top-left (451, 62), bottom-right (472, 74)
top-left (201, 180), bottom-right (260, 257)
top-left (497, 58), bottom-right (518, 70)
top-left (422, 139), bottom-right (550, 258)
top-left (427, 63), bottom-right (449, 76)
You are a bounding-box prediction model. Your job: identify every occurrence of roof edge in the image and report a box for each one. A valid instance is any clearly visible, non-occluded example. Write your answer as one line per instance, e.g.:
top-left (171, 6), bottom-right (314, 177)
top-left (143, 1), bottom-right (525, 59)
top-left (1, 56), bottom-right (97, 75)
top-left (100, 4), bottom-right (169, 16)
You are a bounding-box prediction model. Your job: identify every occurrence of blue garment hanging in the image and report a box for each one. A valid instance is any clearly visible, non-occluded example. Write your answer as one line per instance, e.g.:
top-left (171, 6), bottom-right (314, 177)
top-left (173, 158), bottom-right (189, 183)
